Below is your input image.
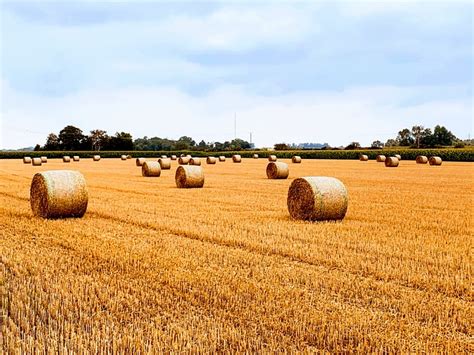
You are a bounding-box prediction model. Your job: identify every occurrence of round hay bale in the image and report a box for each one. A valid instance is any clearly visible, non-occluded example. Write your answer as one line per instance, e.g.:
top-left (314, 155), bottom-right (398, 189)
top-left (158, 158), bottom-right (171, 169)
top-left (429, 156), bottom-right (442, 166)
top-left (93, 155), bottom-right (100, 161)
top-left (23, 157), bottom-right (32, 164)
top-left (180, 154), bottom-right (186, 157)
top-left (268, 155), bottom-right (277, 162)
top-left (40, 156), bottom-right (47, 163)
top-left (171, 155), bottom-right (177, 160)
top-left (175, 165), bottom-right (204, 188)
top-left (232, 155), bottom-right (242, 163)
top-left (32, 157), bottom-right (42, 166)
top-left (206, 157), bottom-right (217, 164)
top-left (416, 155), bottom-right (428, 164)
top-left (190, 157), bottom-right (201, 166)
top-left (359, 154), bottom-right (368, 161)
top-left (376, 155), bottom-right (386, 162)
top-left (136, 157), bottom-right (146, 166)
top-left (178, 156), bottom-right (190, 165)
top-left (63, 156), bottom-right (71, 163)
top-left (219, 156), bottom-right (226, 162)
top-left (385, 157), bottom-right (399, 167)
top-left (126, 155), bottom-right (132, 159)
top-left (253, 154), bottom-right (259, 159)
top-left (73, 156), bottom-right (80, 162)
top-left (394, 154), bottom-right (401, 160)
top-left (287, 177), bottom-right (348, 221)
top-left (142, 161), bottom-right (161, 177)
top-left (121, 155), bottom-right (127, 160)
top-left (292, 156), bottom-right (302, 163)
top-left (161, 155), bottom-right (167, 159)
top-left (266, 162), bottom-right (289, 179)
top-left (30, 170), bottom-right (88, 219)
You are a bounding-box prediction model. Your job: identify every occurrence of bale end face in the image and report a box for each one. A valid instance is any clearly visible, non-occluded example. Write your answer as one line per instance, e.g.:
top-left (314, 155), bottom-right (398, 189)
top-left (142, 161), bottom-right (161, 177)
top-left (385, 157), bottom-right (399, 167)
top-left (266, 162), bottom-right (289, 179)
top-left (287, 177), bottom-right (348, 221)
top-left (175, 165), bottom-right (204, 188)
top-left (30, 170), bottom-right (88, 219)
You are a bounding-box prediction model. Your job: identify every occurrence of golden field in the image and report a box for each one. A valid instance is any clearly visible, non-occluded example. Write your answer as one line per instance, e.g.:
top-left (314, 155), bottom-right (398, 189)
top-left (0, 157), bottom-right (472, 352)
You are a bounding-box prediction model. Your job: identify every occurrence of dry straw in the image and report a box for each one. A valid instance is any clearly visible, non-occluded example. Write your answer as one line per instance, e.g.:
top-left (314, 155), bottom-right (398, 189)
top-left (287, 176), bottom-right (348, 221)
top-left (175, 165), bottom-right (204, 188)
top-left (30, 170), bottom-right (88, 219)
top-left (232, 155), bottom-right (242, 163)
top-left (32, 157), bottom-right (42, 166)
top-left (136, 157), bottom-right (146, 166)
top-left (126, 155), bottom-right (132, 159)
top-left (429, 156), bottom-right (442, 166)
top-left (206, 156), bottom-right (217, 164)
top-left (253, 154), bottom-right (259, 159)
top-left (190, 157), bottom-right (202, 166)
top-left (292, 156), bottom-right (302, 163)
top-left (63, 156), bottom-right (71, 163)
top-left (268, 155), bottom-right (277, 162)
top-left (178, 156), bottom-right (190, 165)
top-left (161, 155), bottom-right (168, 159)
top-left (142, 161), bottom-right (161, 177)
top-left (171, 155), bottom-right (177, 160)
top-left (416, 155), bottom-right (428, 164)
top-left (73, 156), bottom-right (80, 162)
top-left (121, 155), bottom-right (127, 160)
top-left (359, 155), bottom-right (368, 161)
top-left (395, 154), bottom-right (402, 160)
top-left (158, 158), bottom-right (171, 169)
top-left (23, 157), bottom-right (32, 164)
top-left (266, 162), bottom-right (289, 179)
top-left (93, 155), bottom-right (100, 161)
top-left (219, 156), bottom-right (226, 162)
top-left (385, 157), bottom-right (399, 167)
top-left (376, 155), bottom-right (386, 162)
top-left (41, 156), bottom-right (47, 163)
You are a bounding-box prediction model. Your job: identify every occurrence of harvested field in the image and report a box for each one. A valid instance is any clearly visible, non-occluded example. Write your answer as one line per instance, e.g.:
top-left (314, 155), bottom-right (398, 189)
top-left (0, 158), bottom-right (472, 352)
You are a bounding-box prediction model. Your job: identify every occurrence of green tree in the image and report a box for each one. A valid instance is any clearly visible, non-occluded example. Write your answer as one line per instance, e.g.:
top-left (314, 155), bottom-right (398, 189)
top-left (345, 142), bottom-right (360, 150)
top-left (396, 128), bottom-right (414, 146)
top-left (274, 143), bottom-right (289, 150)
top-left (371, 140), bottom-right (384, 148)
top-left (58, 125), bottom-right (85, 150)
top-left (432, 125), bottom-right (457, 146)
top-left (44, 133), bottom-right (59, 150)
top-left (411, 125), bottom-right (424, 148)
top-left (108, 132), bottom-right (133, 150)
top-left (90, 130), bottom-right (108, 151)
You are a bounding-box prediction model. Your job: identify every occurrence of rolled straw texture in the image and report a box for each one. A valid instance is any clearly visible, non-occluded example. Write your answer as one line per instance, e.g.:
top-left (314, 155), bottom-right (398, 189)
top-left (190, 157), bottom-right (201, 166)
top-left (385, 157), bottom-right (399, 167)
top-left (136, 157), bottom-right (146, 166)
top-left (142, 161), bottom-right (161, 177)
top-left (232, 155), bottom-right (242, 163)
top-left (416, 155), bottom-right (428, 164)
top-left (292, 156), bottom-right (302, 163)
top-left (266, 162), bottom-right (289, 179)
top-left (158, 158), bottom-right (171, 169)
top-left (268, 155), bottom-right (277, 162)
top-left (206, 157), bottom-right (217, 164)
top-left (376, 155), bottom-right (386, 162)
top-left (359, 155), bottom-right (368, 161)
top-left (429, 156), bottom-right (442, 166)
top-left (32, 158), bottom-right (42, 166)
top-left (175, 165), bottom-right (204, 188)
top-left (23, 157), bottom-right (32, 164)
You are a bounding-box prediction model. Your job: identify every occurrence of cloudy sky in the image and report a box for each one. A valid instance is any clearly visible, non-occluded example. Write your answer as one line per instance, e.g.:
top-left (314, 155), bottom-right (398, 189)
top-left (1, 0), bottom-right (472, 149)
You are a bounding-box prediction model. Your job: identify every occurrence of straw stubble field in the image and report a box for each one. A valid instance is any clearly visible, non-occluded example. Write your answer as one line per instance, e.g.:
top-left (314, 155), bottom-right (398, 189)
top-left (0, 158), bottom-right (472, 352)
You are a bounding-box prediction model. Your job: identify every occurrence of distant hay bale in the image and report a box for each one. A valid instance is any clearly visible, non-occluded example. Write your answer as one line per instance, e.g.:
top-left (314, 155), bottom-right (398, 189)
top-left (219, 156), bottom-right (226, 162)
top-left (178, 156), bottom-right (190, 165)
top-left (121, 155), bottom-right (127, 160)
top-left (206, 156), bottom-right (217, 164)
top-left (93, 155), bottom-right (100, 161)
top-left (175, 165), bottom-right (204, 188)
top-left (40, 156), bottom-right (47, 163)
top-left (190, 157), bottom-right (201, 166)
top-left (23, 157), bottom-right (32, 164)
top-left (158, 158), bottom-right (171, 169)
top-left (30, 170), bottom-right (88, 219)
top-left (136, 157), bottom-right (146, 166)
top-left (416, 155), bottom-right (428, 164)
top-left (292, 156), bottom-right (302, 163)
top-left (126, 155), bottom-right (132, 159)
top-left (63, 156), bottom-right (71, 163)
top-left (32, 157), bottom-right (42, 166)
top-left (253, 154), bottom-right (259, 159)
top-left (385, 157), bottom-right (399, 167)
top-left (287, 176), bottom-right (348, 221)
top-left (429, 156), bottom-right (442, 166)
top-left (359, 154), bottom-right (368, 161)
top-left (266, 162), bottom-right (289, 179)
top-left (376, 155), bottom-right (386, 162)
top-left (161, 155), bottom-right (167, 159)
top-left (180, 154), bottom-right (186, 157)
top-left (142, 161), bottom-right (161, 177)
top-left (268, 155), bottom-right (277, 162)
top-left (394, 154), bottom-right (401, 160)
top-left (171, 155), bottom-right (177, 160)
top-left (73, 156), bottom-right (80, 162)
top-left (232, 155), bottom-right (242, 163)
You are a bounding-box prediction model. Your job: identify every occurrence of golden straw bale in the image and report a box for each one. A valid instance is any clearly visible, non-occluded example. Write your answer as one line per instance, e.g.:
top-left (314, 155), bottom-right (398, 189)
top-left (268, 155), bottom-right (277, 162)
top-left (32, 157), bottom-right (42, 166)
top-left (232, 155), bottom-right (242, 163)
top-left (126, 155), bottom-right (132, 159)
top-left (292, 156), bottom-right (302, 163)
top-left (359, 155), bottom-right (368, 161)
top-left (121, 155), bottom-right (127, 160)
top-left (23, 157), bottom-right (32, 164)
top-left (63, 156), bottom-right (71, 163)
top-left (416, 155), bottom-right (428, 164)
top-left (376, 155), bottom-right (386, 162)
top-left (41, 156), bottom-right (47, 163)
top-left (253, 154), bottom-right (259, 159)
top-left (206, 157), bottom-right (217, 164)
top-left (429, 156), bottom-right (442, 166)
top-left (73, 156), bottom-right (80, 162)
top-left (266, 162), bottom-right (289, 179)
top-left (178, 156), bottom-right (190, 165)
top-left (394, 154), bottom-right (401, 160)
top-left (136, 157), bottom-right (146, 166)
top-left (142, 161), bottom-right (161, 177)
top-left (93, 155), bottom-right (100, 161)
top-left (171, 155), bottom-right (177, 160)
top-left (385, 157), bottom-right (399, 167)
top-left (219, 156), bottom-right (226, 162)
top-left (158, 158), bottom-right (171, 169)
top-left (175, 165), bottom-right (204, 188)
top-left (161, 155), bottom-right (167, 159)
top-left (190, 157), bottom-right (201, 166)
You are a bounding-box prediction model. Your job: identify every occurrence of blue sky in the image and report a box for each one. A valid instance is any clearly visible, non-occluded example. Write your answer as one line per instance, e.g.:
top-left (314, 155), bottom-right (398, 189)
top-left (1, 0), bottom-right (472, 149)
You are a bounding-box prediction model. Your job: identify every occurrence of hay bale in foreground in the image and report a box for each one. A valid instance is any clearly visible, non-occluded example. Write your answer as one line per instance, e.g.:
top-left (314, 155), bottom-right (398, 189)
top-left (121, 155), bottom-right (127, 160)
top-left (268, 155), bottom-right (277, 162)
top-left (178, 156), bottom-right (190, 165)
top-left (171, 155), bottom-right (177, 160)
top-left (429, 156), bottom-right (442, 166)
top-left (253, 154), bottom-right (259, 159)
top-left (416, 155), bottom-right (428, 164)
top-left (376, 155), bottom-right (386, 162)
top-left (93, 155), bottom-right (100, 161)
top-left (30, 170), bottom-right (88, 219)
top-left (73, 156), bottom-right (80, 162)
top-left (266, 162), bottom-right (289, 179)
top-left (385, 157), bottom-right (399, 167)
top-left (232, 155), bottom-right (242, 163)
top-left (32, 157), bottom-right (42, 166)
top-left (359, 154), bottom-right (368, 161)
top-left (175, 165), bottom-right (204, 188)
top-left (292, 156), bottom-right (302, 163)
top-left (394, 154), bottom-right (401, 160)
top-left (63, 156), bottom-right (71, 163)
top-left (206, 157), bottom-right (217, 164)
top-left (40, 156), bottom-right (47, 163)
top-left (219, 156), bottom-right (226, 162)
top-left (142, 161), bottom-right (161, 177)
top-left (136, 157), bottom-right (146, 166)
top-left (190, 157), bottom-right (201, 166)
top-left (23, 157), bottom-right (32, 164)
top-left (287, 177), bottom-right (348, 221)
top-left (158, 158), bottom-right (171, 169)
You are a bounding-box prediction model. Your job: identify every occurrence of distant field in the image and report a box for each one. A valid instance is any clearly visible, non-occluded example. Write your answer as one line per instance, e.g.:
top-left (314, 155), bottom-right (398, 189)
top-left (1, 158), bottom-right (472, 352)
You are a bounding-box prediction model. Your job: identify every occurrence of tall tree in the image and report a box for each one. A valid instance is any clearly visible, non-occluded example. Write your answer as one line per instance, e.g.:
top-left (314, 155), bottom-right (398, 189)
top-left (108, 132), bottom-right (133, 150)
top-left (90, 130), bottom-right (108, 151)
top-left (432, 125), bottom-right (457, 146)
top-left (411, 125), bottom-right (424, 148)
top-left (44, 133), bottom-right (60, 150)
top-left (58, 125), bottom-right (85, 150)
top-left (371, 140), bottom-right (384, 148)
top-left (396, 128), bottom-right (414, 146)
